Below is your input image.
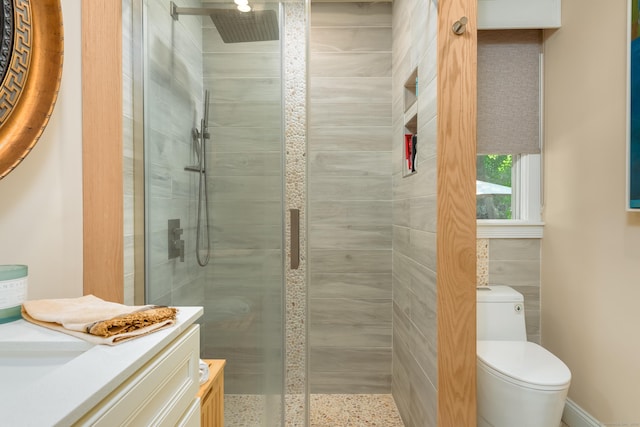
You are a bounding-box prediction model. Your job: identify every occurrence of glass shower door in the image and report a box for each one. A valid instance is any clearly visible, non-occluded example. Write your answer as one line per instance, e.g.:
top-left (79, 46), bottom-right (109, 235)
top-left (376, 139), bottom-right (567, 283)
top-left (138, 1), bottom-right (285, 425)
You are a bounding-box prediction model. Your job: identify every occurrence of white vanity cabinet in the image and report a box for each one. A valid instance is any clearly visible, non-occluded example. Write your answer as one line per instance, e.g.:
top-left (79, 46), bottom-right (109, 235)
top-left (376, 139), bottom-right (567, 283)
top-left (478, 0), bottom-right (561, 29)
top-left (73, 325), bottom-right (201, 426)
top-left (0, 306), bottom-right (204, 426)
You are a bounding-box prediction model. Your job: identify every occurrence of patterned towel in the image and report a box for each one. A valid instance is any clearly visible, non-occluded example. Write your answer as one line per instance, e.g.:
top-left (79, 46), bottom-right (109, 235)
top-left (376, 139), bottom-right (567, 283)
top-left (21, 295), bottom-right (177, 345)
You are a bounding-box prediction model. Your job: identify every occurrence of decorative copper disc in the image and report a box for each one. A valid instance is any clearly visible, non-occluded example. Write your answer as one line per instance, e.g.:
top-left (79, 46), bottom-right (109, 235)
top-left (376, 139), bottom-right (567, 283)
top-left (0, 0), bottom-right (63, 179)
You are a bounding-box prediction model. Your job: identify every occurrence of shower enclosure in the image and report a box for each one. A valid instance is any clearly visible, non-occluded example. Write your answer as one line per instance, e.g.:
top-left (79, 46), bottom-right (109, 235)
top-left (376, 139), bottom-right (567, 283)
top-left (131, 1), bottom-right (306, 425)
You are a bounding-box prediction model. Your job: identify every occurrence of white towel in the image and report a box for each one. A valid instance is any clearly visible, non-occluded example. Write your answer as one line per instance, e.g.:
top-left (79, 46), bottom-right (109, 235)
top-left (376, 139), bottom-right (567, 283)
top-left (199, 359), bottom-right (210, 385)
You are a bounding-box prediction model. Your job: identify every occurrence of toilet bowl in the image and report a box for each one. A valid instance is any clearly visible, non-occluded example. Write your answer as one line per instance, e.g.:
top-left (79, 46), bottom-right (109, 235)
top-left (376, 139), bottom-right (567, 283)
top-left (477, 340), bottom-right (571, 427)
top-left (477, 286), bottom-right (571, 427)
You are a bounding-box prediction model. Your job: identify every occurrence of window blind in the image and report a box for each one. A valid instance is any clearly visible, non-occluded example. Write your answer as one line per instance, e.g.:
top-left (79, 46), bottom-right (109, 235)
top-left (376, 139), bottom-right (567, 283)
top-left (477, 30), bottom-right (541, 155)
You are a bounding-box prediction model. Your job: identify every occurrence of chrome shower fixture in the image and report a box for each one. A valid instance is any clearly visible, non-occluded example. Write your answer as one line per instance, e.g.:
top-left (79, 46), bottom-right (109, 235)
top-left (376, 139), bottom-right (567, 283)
top-left (170, 2), bottom-right (279, 43)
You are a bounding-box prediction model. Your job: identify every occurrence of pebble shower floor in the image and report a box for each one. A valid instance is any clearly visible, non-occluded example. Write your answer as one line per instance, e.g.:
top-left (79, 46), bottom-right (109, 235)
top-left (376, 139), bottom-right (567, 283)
top-left (224, 394), bottom-right (405, 427)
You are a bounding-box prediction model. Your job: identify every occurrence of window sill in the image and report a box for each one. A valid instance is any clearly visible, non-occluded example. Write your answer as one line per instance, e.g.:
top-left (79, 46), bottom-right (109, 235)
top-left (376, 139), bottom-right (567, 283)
top-left (477, 220), bottom-right (544, 239)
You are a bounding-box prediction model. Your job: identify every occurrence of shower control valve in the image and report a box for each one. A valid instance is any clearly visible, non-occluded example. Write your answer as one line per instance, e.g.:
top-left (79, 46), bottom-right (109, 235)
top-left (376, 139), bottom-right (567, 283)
top-left (168, 219), bottom-right (185, 262)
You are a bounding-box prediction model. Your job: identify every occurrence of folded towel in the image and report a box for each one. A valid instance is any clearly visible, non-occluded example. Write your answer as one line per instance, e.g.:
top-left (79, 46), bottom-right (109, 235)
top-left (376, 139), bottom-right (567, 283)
top-left (21, 295), bottom-right (177, 345)
top-left (199, 359), bottom-right (210, 385)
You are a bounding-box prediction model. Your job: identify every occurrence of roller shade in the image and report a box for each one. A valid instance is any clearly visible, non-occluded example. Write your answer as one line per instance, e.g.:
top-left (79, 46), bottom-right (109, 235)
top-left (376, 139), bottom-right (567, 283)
top-left (477, 30), bottom-right (541, 155)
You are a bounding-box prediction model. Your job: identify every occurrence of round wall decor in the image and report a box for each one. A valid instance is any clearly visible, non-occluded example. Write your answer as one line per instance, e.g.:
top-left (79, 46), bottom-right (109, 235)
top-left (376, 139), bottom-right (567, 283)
top-left (0, 0), bottom-right (63, 180)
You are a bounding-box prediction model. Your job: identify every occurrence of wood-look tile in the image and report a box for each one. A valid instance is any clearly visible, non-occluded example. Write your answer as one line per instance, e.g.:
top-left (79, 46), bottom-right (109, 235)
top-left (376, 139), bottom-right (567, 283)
top-left (410, 0), bottom-right (430, 60)
top-left (410, 282), bottom-right (437, 345)
top-left (419, 35), bottom-right (438, 88)
top-left (205, 77), bottom-right (281, 103)
top-left (489, 238), bottom-right (541, 261)
top-left (310, 372), bottom-right (391, 394)
top-left (311, 27), bottom-right (392, 53)
top-left (310, 224), bottom-right (391, 250)
top-left (393, 198), bottom-right (411, 228)
top-left (311, 2), bottom-right (392, 27)
top-left (310, 323), bottom-right (391, 348)
top-left (209, 152), bottom-right (282, 176)
top-left (209, 175), bottom-right (282, 201)
top-left (310, 77), bottom-right (391, 104)
top-left (310, 272), bottom-right (392, 299)
top-left (171, 280), bottom-right (205, 306)
top-left (310, 103), bottom-right (391, 127)
top-left (311, 53), bottom-right (392, 77)
top-left (311, 298), bottom-right (392, 326)
top-left (417, 77), bottom-right (437, 127)
top-left (212, 224), bottom-right (282, 250)
top-left (310, 201), bottom-right (392, 225)
top-left (512, 285), bottom-right (540, 340)
top-left (210, 101), bottom-right (281, 128)
top-left (409, 358), bottom-right (437, 427)
top-left (489, 260), bottom-right (541, 286)
top-left (209, 127), bottom-right (282, 153)
top-left (411, 324), bottom-right (437, 390)
top-left (309, 126), bottom-right (392, 152)
top-left (310, 249), bottom-right (392, 274)
top-left (311, 347), bottom-right (391, 373)
top-left (416, 115), bottom-right (438, 161)
top-left (309, 151), bottom-right (392, 177)
top-left (393, 155), bottom-right (437, 199)
top-left (210, 200), bottom-right (282, 225)
top-left (409, 195), bottom-right (437, 233)
top-left (208, 249), bottom-right (283, 279)
top-left (310, 176), bottom-right (392, 201)
top-left (393, 301), bottom-right (412, 347)
top-left (203, 53), bottom-right (281, 78)
top-left (392, 330), bottom-right (412, 423)
top-left (393, 226), bottom-right (437, 271)
top-left (393, 273), bottom-right (412, 319)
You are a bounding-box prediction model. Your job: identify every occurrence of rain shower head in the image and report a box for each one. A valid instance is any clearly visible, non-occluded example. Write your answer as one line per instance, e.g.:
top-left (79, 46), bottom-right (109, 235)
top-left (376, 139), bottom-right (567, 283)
top-left (170, 2), bottom-right (279, 44)
top-left (209, 9), bottom-right (279, 44)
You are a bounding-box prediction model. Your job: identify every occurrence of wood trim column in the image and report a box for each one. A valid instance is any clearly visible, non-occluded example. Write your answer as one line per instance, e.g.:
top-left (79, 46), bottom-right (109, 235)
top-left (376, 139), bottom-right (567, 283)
top-left (437, 0), bottom-right (477, 424)
top-left (81, 1), bottom-right (124, 302)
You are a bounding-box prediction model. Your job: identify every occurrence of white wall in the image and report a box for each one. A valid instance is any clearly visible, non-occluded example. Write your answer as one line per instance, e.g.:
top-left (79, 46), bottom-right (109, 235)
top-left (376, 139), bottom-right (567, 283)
top-left (0, 0), bottom-right (82, 299)
top-left (543, 0), bottom-right (640, 422)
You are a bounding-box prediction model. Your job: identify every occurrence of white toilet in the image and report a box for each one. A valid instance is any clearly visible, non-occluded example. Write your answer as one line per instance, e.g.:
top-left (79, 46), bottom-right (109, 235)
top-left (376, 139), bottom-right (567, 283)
top-left (477, 285), bottom-right (571, 427)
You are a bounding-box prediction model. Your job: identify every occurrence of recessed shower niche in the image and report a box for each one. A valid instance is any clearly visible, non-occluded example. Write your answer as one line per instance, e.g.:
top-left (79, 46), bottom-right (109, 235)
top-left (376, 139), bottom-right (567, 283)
top-left (403, 68), bottom-right (418, 177)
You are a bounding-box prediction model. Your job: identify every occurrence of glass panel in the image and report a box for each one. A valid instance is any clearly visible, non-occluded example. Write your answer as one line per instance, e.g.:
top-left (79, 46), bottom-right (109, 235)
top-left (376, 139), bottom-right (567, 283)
top-left (141, 1), bottom-right (285, 425)
top-left (476, 154), bottom-right (513, 219)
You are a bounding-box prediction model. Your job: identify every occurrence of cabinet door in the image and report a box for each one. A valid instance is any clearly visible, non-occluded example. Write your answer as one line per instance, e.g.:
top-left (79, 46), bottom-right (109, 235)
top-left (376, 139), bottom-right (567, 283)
top-left (177, 399), bottom-right (201, 427)
top-left (74, 325), bottom-right (200, 426)
top-left (478, 0), bottom-right (561, 29)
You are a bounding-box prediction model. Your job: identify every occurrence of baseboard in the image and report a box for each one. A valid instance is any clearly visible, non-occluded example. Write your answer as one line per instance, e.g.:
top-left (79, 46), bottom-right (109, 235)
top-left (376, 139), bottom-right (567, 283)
top-left (563, 398), bottom-right (603, 427)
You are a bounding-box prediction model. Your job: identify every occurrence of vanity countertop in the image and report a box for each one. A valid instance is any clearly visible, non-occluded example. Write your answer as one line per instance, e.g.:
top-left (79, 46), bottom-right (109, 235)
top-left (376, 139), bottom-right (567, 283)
top-left (0, 306), bottom-right (203, 426)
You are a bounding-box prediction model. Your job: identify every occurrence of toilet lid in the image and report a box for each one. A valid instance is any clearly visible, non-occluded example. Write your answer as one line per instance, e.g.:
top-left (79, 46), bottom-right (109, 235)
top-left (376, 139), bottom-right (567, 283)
top-left (477, 341), bottom-right (571, 390)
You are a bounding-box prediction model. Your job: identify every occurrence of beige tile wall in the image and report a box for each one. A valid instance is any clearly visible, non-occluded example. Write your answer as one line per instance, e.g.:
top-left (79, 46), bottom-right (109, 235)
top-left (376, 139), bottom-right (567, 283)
top-left (309, 1), bottom-right (394, 394)
top-left (391, 0), bottom-right (439, 425)
top-left (479, 238), bottom-right (541, 344)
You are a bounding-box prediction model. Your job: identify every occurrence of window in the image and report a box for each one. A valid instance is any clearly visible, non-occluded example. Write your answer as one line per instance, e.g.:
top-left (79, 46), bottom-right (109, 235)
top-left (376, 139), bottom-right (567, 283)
top-left (476, 29), bottom-right (544, 238)
top-left (476, 153), bottom-right (542, 238)
top-left (477, 154), bottom-right (512, 220)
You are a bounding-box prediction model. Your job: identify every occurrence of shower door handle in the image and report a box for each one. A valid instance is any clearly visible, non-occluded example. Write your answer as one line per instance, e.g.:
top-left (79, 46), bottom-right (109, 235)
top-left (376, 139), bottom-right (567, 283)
top-left (290, 209), bottom-right (300, 270)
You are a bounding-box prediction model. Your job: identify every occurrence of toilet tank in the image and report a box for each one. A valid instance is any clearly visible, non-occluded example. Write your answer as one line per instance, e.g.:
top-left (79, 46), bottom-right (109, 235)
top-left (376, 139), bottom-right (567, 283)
top-left (477, 285), bottom-right (527, 341)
